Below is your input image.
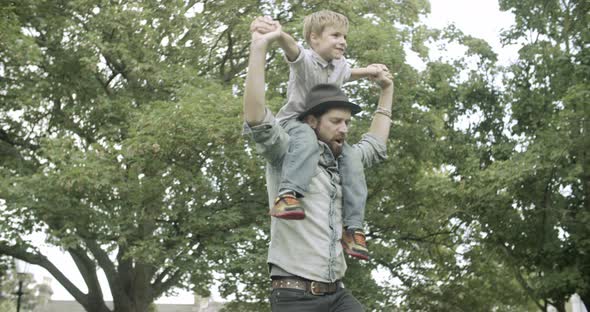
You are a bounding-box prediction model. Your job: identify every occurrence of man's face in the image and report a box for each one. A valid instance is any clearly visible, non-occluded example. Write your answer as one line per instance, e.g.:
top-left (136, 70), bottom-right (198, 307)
top-left (310, 25), bottom-right (348, 61)
top-left (307, 107), bottom-right (351, 157)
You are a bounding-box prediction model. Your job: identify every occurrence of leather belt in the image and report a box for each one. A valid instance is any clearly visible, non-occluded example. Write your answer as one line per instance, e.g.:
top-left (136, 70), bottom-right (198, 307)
top-left (271, 277), bottom-right (341, 295)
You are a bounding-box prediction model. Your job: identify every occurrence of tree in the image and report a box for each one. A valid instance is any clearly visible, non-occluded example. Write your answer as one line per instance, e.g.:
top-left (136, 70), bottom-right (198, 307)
top-left (3, 0), bottom-right (585, 311)
top-left (0, 1), bottom-right (264, 311)
top-left (440, 0), bottom-right (590, 310)
top-left (0, 259), bottom-right (53, 312)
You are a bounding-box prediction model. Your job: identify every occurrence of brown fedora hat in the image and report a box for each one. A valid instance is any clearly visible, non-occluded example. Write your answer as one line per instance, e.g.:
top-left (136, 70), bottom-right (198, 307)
top-left (298, 84), bottom-right (361, 120)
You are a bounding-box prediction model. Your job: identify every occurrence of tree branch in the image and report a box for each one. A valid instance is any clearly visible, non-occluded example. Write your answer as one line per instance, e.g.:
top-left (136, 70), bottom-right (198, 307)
top-left (0, 242), bottom-right (88, 306)
top-left (151, 242), bottom-right (206, 299)
top-left (48, 98), bottom-right (96, 145)
top-left (373, 257), bottom-right (413, 288)
top-left (205, 27), bottom-right (231, 73)
top-left (152, 267), bottom-right (185, 300)
top-left (500, 243), bottom-right (545, 311)
top-left (67, 246), bottom-right (105, 301)
top-left (0, 127), bottom-right (40, 152)
top-left (111, 244), bottom-right (132, 305)
top-left (84, 239), bottom-right (117, 286)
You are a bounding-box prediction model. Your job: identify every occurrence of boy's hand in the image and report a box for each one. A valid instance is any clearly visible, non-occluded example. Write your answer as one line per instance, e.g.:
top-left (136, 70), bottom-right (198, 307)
top-left (350, 64), bottom-right (390, 82)
top-left (250, 16), bottom-right (281, 44)
top-left (251, 16), bottom-right (300, 62)
top-left (250, 16), bottom-right (279, 34)
top-left (367, 64), bottom-right (389, 79)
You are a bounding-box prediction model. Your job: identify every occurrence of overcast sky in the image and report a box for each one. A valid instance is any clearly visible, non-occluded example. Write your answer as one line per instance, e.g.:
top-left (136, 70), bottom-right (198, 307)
top-left (426, 0), bottom-right (518, 66)
top-left (27, 0), bottom-right (519, 304)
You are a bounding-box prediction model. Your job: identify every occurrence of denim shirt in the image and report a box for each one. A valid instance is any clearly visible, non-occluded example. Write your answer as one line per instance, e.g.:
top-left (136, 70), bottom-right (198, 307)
top-left (244, 109), bottom-right (387, 283)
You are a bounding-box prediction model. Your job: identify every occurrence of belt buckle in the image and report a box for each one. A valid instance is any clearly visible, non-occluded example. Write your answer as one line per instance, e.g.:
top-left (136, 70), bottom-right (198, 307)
top-left (310, 281), bottom-right (324, 296)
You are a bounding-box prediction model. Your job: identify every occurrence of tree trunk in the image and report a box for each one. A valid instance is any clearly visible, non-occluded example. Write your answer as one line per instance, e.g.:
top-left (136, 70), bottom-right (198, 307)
top-left (112, 299), bottom-right (150, 312)
top-left (82, 296), bottom-right (111, 312)
top-left (579, 293), bottom-right (589, 312)
top-left (553, 299), bottom-right (567, 312)
top-left (109, 258), bottom-right (154, 312)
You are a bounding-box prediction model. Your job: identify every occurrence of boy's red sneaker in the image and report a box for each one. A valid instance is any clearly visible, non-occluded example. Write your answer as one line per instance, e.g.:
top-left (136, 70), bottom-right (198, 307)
top-left (270, 193), bottom-right (305, 220)
top-left (342, 229), bottom-right (369, 260)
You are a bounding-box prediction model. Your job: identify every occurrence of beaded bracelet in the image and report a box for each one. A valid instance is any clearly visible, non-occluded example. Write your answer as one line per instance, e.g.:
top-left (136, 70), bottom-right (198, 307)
top-left (375, 107), bottom-right (392, 119)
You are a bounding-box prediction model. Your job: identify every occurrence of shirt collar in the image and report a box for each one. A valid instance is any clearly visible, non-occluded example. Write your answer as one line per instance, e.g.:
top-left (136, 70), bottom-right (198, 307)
top-left (310, 49), bottom-right (333, 69)
top-left (317, 141), bottom-right (340, 168)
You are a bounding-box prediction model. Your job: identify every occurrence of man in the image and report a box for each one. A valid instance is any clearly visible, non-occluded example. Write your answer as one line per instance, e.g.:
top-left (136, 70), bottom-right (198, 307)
top-left (243, 18), bottom-right (394, 312)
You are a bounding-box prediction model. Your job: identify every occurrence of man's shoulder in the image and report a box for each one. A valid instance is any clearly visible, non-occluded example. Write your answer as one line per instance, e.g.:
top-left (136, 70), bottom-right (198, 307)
top-left (244, 111), bottom-right (291, 165)
top-left (350, 133), bottom-right (388, 167)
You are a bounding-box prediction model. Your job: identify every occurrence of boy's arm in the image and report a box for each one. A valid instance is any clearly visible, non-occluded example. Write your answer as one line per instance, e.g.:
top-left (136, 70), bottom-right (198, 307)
top-left (277, 30), bottom-right (301, 62)
top-left (243, 20), bottom-right (282, 126)
top-left (350, 67), bottom-right (377, 81)
top-left (349, 63), bottom-right (389, 81)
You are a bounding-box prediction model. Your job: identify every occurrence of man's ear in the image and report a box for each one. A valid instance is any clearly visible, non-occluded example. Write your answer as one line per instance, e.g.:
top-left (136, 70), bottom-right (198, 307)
top-left (305, 115), bottom-right (318, 129)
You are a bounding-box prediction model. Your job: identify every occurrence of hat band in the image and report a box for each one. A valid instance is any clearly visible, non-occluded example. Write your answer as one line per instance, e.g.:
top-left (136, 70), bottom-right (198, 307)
top-left (307, 95), bottom-right (350, 107)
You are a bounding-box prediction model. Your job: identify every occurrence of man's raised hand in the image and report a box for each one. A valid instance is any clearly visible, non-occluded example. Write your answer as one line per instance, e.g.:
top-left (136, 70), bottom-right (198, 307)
top-left (371, 64), bottom-right (393, 88)
top-left (366, 64), bottom-right (388, 78)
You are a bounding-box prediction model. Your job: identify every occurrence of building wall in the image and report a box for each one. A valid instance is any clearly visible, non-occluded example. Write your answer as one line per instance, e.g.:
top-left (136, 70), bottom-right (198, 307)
top-left (33, 300), bottom-right (224, 312)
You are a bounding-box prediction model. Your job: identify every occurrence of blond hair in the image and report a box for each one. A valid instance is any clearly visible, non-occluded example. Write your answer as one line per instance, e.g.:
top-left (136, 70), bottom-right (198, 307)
top-left (303, 10), bottom-right (349, 45)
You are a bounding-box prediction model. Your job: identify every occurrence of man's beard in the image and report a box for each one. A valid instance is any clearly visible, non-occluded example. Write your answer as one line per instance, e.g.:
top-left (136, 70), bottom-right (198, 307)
top-left (327, 139), bottom-right (343, 158)
top-left (313, 127), bottom-right (345, 158)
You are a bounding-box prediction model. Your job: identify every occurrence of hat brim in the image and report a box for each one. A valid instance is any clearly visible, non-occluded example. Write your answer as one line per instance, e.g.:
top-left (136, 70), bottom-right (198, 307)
top-left (298, 101), bottom-right (362, 121)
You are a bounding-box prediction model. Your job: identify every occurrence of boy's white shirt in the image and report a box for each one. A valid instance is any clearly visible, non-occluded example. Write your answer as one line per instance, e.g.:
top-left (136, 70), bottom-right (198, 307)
top-left (275, 44), bottom-right (352, 123)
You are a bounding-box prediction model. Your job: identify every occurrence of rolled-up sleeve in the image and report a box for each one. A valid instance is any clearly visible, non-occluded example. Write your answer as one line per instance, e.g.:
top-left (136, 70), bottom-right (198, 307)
top-left (341, 60), bottom-right (352, 83)
top-left (352, 133), bottom-right (388, 168)
top-left (286, 44), bottom-right (309, 79)
top-left (243, 109), bottom-right (289, 166)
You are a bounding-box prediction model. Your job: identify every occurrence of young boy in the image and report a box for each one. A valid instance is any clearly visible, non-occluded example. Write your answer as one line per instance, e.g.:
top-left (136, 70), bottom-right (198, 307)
top-left (250, 11), bottom-right (388, 260)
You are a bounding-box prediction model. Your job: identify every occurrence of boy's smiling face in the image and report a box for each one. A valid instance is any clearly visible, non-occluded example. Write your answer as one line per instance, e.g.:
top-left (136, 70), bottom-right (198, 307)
top-left (310, 25), bottom-right (348, 62)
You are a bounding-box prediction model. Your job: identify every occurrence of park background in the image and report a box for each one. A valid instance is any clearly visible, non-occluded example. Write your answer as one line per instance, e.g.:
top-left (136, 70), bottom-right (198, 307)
top-left (0, 0), bottom-right (588, 311)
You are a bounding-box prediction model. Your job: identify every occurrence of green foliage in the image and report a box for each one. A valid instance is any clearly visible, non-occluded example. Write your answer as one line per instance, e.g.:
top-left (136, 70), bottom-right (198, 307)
top-left (0, 1), bottom-right (264, 311)
top-left (452, 0), bottom-right (590, 309)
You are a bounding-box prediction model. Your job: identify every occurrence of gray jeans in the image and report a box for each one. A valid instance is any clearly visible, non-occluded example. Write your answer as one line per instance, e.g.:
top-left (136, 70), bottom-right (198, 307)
top-left (279, 119), bottom-right (367, 230)
top-left (270, 287), bottom-right (365, 312)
